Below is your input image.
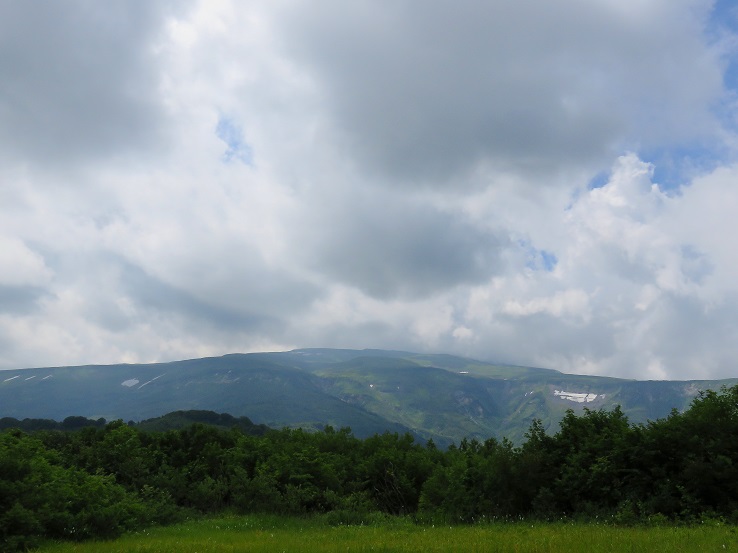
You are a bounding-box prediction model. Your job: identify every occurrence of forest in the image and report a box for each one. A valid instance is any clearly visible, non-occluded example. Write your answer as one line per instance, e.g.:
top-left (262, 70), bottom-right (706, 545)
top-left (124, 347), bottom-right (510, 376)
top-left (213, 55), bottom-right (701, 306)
top-left (2, 385), bottom-right (737, 551)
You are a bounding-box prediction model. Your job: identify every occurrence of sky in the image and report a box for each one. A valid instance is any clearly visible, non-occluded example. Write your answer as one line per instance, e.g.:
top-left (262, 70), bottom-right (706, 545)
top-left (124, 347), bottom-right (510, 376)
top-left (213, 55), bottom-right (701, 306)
top-left (1, 0), bottom-right (738, 380)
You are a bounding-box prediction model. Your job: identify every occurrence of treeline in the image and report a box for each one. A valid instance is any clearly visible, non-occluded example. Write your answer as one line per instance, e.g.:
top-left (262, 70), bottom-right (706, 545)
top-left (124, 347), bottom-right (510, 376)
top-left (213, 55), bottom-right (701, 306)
top-left (0, 415), bottom-right (108, 432)
top-left (0, 410), bottom-right (271, 435)
top-left (2, 386), bottom-right (738, 551)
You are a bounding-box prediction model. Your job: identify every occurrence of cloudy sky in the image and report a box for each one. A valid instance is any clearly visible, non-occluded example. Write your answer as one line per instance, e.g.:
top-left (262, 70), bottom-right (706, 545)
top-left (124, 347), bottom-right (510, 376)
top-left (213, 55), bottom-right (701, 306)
top-left (2, 0), bottom-right (738, 380)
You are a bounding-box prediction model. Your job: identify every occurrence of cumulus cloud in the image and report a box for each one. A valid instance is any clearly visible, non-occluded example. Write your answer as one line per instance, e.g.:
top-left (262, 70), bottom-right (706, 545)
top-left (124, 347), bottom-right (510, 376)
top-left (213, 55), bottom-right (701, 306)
top-left (453, 155), bottom-right (738, 379)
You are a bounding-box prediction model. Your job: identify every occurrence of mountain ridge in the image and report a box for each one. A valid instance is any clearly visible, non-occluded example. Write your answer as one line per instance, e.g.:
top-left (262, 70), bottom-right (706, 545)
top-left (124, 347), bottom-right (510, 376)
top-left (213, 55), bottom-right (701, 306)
top-left (1, 348), bottom-right (735, 445)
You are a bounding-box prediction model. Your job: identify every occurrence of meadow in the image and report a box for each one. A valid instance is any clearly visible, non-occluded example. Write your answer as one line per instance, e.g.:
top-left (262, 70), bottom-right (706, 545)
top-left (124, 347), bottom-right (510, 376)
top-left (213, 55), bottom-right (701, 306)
top-left (35, 515), bottom-right (738, 553)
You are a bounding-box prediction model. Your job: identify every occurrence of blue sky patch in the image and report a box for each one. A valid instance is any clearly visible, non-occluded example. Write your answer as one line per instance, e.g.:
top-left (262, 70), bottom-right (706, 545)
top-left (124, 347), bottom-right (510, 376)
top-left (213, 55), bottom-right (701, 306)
top-left (708, 0), bottom-right (738, 92)
top-left (521, 240), bottom-right (558, 272)
top-left (539, 250), bottom-right (558, 272)
top-left (216, 116), bottom-right (253, 165)
top-left (641, 141), bottom-right (728, 191)
top-left (587, 170), bottom-right (610, 190)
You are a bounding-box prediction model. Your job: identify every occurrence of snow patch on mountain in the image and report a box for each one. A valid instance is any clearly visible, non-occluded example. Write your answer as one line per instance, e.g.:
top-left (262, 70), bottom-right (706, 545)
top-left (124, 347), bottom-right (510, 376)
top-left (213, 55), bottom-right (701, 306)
top-left (554, 390), bottom-right (600, 403)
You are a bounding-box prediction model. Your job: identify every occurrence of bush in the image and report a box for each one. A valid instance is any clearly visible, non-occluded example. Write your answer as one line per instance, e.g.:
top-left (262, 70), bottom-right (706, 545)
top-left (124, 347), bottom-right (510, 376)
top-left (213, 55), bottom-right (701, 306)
top-left (0, 431), bottom-right (158, 551)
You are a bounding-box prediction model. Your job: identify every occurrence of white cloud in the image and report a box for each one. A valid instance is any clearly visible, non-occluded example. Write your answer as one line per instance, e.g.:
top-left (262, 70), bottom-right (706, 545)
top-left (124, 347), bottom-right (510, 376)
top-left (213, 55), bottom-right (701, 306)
top-left (453, 153), bottom-right (738, 379)
top-left (503, 290), bottom-right (591, 321)
top-left (0, 236), bottom-right (52, 287)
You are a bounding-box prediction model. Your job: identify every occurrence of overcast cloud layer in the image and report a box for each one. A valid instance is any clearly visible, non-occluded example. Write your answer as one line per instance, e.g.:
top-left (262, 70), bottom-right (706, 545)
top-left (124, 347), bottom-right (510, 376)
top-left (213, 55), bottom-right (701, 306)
top-left (2, 0), bottom-right (738, 380)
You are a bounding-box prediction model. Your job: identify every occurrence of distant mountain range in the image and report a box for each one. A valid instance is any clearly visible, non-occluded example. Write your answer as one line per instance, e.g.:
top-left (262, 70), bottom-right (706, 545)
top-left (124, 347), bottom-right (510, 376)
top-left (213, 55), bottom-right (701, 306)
top-left (1, 348), bottom-right (736, 445)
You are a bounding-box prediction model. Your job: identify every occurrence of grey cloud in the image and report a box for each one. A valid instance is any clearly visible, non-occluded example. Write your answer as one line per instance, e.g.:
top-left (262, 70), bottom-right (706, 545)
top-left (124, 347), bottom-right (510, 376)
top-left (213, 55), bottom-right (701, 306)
top-left (587, 243), bottom-right (657, 284)
top-left (294, 318), bottom-right (403, 352)
top-left (0, 1), bottom-right (190, 168)
top-left (679, 245), bottom-right (713, 285)
top-left (493, 305), bottom-right (617, 363)
top-left (630, 294), bottom-right (738, 381)
top-left (60, 248), bottom-right (322, 337)
top-left (0, 285), bottom-right (48, 315)
top-left (32, 246), bottom-right (309, 337)
top-left (305, 197), bottom-right (507, 299)
top-left (278, 0), bottom-right (722, 183)
top-left (117, 261), bottom-right (285, 334)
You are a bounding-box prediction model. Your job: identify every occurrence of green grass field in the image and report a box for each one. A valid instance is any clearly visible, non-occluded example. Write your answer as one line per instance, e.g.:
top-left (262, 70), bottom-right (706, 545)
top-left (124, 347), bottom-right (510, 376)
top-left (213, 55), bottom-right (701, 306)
top-left (34, 515), bottom-right (738, 552)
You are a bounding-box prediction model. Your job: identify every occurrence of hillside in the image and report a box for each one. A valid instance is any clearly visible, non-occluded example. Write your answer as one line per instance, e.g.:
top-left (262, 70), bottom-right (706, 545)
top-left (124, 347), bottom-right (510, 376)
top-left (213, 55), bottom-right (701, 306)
top-left (1, 349), bottom-right (735, 444)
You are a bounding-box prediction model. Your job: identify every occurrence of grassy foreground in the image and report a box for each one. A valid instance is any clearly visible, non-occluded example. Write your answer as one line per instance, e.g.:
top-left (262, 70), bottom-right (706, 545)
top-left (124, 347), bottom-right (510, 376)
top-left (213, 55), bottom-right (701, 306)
top-left (35, 515), bottom-right (738, 553)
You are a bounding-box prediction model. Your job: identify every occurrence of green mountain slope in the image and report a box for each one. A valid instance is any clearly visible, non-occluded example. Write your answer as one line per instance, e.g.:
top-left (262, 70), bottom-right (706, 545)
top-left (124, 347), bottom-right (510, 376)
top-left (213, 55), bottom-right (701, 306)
top-left (0, 354), bottom-right (412, 439)
top-left (1, 349), bottom-right (736, 445)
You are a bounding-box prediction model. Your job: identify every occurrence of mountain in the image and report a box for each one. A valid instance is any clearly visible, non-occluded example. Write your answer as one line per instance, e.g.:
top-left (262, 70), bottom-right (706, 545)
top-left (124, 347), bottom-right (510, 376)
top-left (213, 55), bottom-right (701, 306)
top-left (1, 349), bottom-right (736, 445)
